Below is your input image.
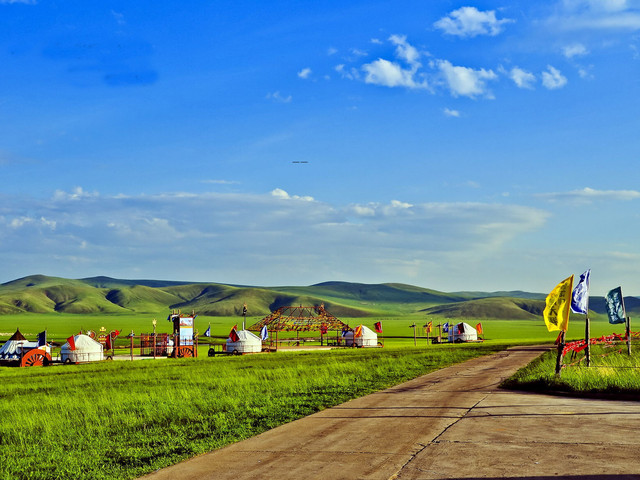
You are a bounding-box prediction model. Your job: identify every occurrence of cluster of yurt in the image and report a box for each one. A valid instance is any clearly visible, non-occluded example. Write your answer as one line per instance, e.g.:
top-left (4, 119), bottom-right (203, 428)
top-left (448, 322), bottom-right (478, 343)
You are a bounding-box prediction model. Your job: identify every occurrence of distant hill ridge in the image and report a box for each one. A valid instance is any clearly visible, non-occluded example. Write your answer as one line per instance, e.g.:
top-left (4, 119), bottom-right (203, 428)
top-left (1, 274), bottom-right (638, 320)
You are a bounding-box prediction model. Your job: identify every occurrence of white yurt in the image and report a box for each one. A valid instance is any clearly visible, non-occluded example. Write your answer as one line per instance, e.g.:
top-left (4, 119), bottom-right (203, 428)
top-left (448, 322), bottom-right (478, 343)
top-left (61, 334), bottom-right (104, 363)
top-left (343, 325), bottom-right (378, 347)
top-left (225, 330), bottom-right (262, 354)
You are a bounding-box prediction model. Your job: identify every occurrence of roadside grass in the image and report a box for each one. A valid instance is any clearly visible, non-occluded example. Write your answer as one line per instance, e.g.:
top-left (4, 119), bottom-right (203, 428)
top-left (0, 344), bottom-right (506, 480)
top-left (502, 343), bottom-right (640, 396)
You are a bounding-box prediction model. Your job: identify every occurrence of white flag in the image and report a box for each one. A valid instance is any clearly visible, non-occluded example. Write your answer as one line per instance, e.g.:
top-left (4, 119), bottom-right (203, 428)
top-left (570, 269), bottom-right (590, 315)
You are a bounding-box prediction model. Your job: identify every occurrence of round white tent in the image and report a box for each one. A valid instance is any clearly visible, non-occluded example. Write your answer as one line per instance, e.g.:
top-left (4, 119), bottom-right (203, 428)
top-left (226, 330), bottom-right (262, 354)
top-left (343, 325), bottom-right (378, 348)
top-left (61, 334), bottom-right (104, 363)
top-left (448, 322), bottom-right (478, 343)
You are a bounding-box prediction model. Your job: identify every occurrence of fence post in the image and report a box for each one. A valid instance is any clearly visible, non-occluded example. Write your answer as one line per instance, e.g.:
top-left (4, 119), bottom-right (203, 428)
top-left (555, 330), bottom-right (566, 376)
top-left (585, 315), bottom-right (590, 367)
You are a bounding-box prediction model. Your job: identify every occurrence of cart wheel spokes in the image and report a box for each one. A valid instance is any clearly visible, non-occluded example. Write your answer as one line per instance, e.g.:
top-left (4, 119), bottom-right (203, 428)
top-left (176, 346), bottom-right (194, 358)
top-left (20, 349), bottom-right (52, 367)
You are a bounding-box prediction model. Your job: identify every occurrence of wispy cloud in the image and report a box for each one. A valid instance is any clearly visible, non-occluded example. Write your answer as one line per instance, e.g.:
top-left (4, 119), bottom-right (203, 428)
top-left (549, 0), bottom-right (640, 30)
top-left (0, 188), bottom-right (549, 285)
top-left (506, 66), bottom-right (537, 89)
top-left (266, 91), bottom-right (292, 103)
top-left (434, 7), bottom-right (514, 37)
top-left (541, 65), bottom-right (568, 89)
top-left (443, 108), bottom-right (460, 117)
top-left (435, 60), bottom-right (497, 98)
top-left (537, 187), bottom-right (640, 204)
top-left (563, 42), bottom-right (589, 58)
top-left (297, 67), bottom-right (312, 79)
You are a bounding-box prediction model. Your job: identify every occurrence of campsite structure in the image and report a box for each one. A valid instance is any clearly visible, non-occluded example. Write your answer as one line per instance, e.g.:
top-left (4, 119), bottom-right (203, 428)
top-left (342, 325), bottom-right (381, 348)
top-left (248, 304), bottom-right (350, 348)
top-left (61, 334), bottom-right (104, 363)
top-left (448, 322), bottom-right (478, 343)
top-left (0, 328), bottom-right (52, 367)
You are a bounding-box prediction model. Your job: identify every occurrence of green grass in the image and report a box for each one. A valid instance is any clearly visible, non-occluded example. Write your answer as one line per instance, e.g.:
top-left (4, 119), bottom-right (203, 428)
top-left (502, 343), bottom-right (640, 396)
top-left (0, 344), bottom-right (505, 480)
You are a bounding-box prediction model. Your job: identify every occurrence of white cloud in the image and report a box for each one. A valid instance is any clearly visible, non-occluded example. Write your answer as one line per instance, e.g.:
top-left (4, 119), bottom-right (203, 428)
top-left (541, 65), bottom-right (568, 89)
top-left (443, 108), bottom-right (460, 117)
top-left (335, 64), bottom-right (360, 81)
top-left (551, 0), bottom-right (640, 30)
top-left (361, 35), bottom-right (428, 90)
top-left (0, 189), bottom-right (549, 287)
top-left (270, 188), bottom-right (314, 202)
top-left (434, 7), bottom-right (514, 37)
top-left (537, 187), bottom-right (640, 204)
top-left (363, 58), bottom-right (424, 89)
top-left (509, 67), bottom-right (536, 89)
top-left (563, 43), bottom-right (589, 57)
top-left (436, 60), bottom-right (497, 98)
top-left (266, 91), bottom-right (292, 103)
top-left (297, 68), bottom-right (312, 79)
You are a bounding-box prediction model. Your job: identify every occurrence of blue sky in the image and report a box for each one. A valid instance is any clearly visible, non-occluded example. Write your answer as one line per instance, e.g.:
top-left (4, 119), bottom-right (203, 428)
top-left (1, 0), bottom-right (639, 295)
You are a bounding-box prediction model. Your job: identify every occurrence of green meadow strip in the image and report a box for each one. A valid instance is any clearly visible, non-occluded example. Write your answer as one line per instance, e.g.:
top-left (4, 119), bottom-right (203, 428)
top-left (0, 344), bottom-right (505, 480)
top-left (502, 344), bottom-right (640, 396)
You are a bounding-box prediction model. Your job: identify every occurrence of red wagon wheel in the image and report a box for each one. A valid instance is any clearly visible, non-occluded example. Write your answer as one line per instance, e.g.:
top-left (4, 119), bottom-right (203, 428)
top-left (175, 346), bottom-right (194, 358)
top-left (20, 349), bottom-right (52, 367)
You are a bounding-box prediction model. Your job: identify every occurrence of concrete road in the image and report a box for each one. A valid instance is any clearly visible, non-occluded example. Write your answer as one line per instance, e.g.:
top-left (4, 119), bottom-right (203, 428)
top-left (140, 346), bottom-right (640, 480)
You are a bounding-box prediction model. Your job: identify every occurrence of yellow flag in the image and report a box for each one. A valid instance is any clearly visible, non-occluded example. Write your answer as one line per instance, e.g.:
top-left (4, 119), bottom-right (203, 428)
top-left (543, 275), bottom-right (574, 332)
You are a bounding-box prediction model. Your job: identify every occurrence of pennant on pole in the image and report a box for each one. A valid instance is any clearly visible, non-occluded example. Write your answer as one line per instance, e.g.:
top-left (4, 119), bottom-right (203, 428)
top-left (475, 323), bottom-right (483, 335)
top-left (374, 321), bottom-right (383, 333)
top-left (354, 325), bottom-right (363, 338)
top-left (66, 335), bottom-right (76, 351)
top-left (37, 330), bottom-right (47, 347)
top-left (571, 269), bottom-right (590, 314)
top-left (260, 325), bottom-right (269, 341)
top-left (229, 325), bottom-right (239, 342)
top-left (543, 275), bottom-right (574, 332)
top-left (203, 324), bottom-right (211, 337)
top-left (442, 322), bottom-right (449, 333)
top-left (605, 286), bottom-right (626, 324)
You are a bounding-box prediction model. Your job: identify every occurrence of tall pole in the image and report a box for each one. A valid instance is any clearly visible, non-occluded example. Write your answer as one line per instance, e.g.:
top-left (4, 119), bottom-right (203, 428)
top-left (626, 316), bottom-right (632, 355)
top-left (411, 323), bottom-right (417, 346)
top-left (555, 330), bottom-right (566, 376)
top-left (584, 315), bottom-right (590, 366)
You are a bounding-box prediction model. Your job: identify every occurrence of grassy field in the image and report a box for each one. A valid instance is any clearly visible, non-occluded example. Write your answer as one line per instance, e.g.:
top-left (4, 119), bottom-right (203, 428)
top-left (0, 311), bottom-right (628, 347)
top-left (0, 344), bottom-right (506, 480)
top-left (503, 343), bottom-right (640, 396)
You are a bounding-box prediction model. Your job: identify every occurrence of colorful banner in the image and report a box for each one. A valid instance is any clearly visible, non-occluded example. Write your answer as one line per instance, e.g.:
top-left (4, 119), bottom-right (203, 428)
top-left (605, 286), bottom-right (626, 324)
top-left (229, 325), bottom-right (239, 342)
top-left (475, 323), bottom-right (483, 335)
top-left (543, 275), bottom-right (574, 332)
top-left (354, 325), bottom-right (363, 337)
top-left (374, 321), bottom-right (382, 333)
top-left (571, 269), bottom-right (590, 315)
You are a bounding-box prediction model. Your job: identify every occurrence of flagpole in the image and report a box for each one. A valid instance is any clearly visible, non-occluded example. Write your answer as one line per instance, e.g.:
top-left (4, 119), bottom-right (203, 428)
top-left (555, 330), bottom-right (566, 376)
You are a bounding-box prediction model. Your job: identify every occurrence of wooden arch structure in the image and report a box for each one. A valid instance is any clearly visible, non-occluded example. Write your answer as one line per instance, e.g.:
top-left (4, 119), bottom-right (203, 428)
top-left (248, 304), bottom-right (348, 333)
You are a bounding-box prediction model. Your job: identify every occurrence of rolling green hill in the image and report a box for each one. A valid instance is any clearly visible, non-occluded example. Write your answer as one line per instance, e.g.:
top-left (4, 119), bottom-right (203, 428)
top-left (2, 274), bottom-right (637, 321)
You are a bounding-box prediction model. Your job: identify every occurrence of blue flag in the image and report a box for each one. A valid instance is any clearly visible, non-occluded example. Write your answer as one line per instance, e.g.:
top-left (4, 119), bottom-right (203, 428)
top-left (260, 325), bottom-right (268, 341)
top-left (37, 330), bottom-right (47, 347)
top-left (605, 286), bottom-right (626, 324)
top-left (203, 324), bottom-right (211, 337)
top-left (443, 322), bottom-right (449, 333)
top-left (571, 269), bottom-right (590, 315)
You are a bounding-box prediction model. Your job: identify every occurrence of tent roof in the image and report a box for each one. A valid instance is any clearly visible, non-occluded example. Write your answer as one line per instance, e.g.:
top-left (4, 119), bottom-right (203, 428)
top-left (227, 330), bottom-right (261, 344)
top-left (62, 334), bottom-right (103, 352)
top-left (7, 328), bottom-right (26, 341)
